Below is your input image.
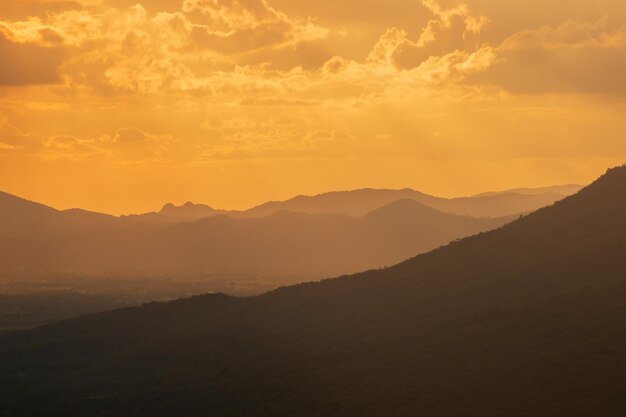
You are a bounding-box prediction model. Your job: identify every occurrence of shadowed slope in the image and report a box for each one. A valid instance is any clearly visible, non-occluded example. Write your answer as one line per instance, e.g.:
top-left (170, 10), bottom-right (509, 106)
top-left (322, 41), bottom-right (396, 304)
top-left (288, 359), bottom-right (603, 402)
top-left (0, 167), bottom-right (624, 417)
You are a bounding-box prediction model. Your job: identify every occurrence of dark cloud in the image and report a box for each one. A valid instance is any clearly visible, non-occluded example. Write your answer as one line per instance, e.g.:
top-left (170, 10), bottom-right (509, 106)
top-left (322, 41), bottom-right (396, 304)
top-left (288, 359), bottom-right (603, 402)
top-left (105, 0), bottom-right (184, 13)
top-left (469, 47), bottom-right (626, 95)
top-left (0, 31), bottom-right (64, 86)
top-left (0, 0), bottom-right (83, 19)
top-left (465, 0), bottom-right (626, 45)
top-left (269, 0), bottom-right (432, 28)
top-left (465, 21), bottom-right (626, 95)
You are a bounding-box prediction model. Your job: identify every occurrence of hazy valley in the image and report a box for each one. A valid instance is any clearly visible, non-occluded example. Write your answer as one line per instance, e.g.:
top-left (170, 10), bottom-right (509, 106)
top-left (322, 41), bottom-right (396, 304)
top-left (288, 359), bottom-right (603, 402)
top-left (1, 166), bottom-right (623, 416)
top-left (2, 1), bottom-right (624, 414)
top-left (0, 185), bottom-right (579, 333)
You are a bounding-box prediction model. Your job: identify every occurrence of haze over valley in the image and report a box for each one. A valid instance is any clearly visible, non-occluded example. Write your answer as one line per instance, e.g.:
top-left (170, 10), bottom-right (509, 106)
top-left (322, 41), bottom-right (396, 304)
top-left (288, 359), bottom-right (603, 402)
top-left (1, 0), bottom-right (625, 415)
top-left (2, 165), bottom-right (625, 416)
top-left (0, 184), bottom-right (580, 332)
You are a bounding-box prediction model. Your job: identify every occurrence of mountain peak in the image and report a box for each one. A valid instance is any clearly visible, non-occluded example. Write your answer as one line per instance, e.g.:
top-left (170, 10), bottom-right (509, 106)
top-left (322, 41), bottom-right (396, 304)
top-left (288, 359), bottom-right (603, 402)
top-left (365, 198), bottom-right (443, 218)
top-left (159, 203), bottom-right (176, 212)
top-left (160, 201), bottom-right (213, 212)
top-left (158, 201), bottom-right (217, 220)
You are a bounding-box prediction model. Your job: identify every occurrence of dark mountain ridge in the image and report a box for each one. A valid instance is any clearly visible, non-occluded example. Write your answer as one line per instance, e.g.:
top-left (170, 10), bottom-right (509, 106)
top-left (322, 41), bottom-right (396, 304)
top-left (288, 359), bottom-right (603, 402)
top-left (0, 166), bottom-right (624, 416)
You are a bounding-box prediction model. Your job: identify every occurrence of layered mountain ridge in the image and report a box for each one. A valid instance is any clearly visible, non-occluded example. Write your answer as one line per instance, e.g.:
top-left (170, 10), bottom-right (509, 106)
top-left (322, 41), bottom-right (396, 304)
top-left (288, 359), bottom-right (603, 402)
top-left (0, 167), bottom-right (623, 417)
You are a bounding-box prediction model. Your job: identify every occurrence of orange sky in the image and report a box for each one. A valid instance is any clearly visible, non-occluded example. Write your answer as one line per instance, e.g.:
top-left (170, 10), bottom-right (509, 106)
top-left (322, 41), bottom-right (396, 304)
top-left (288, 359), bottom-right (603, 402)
top-left (1, 0), bottom-right (625, 214)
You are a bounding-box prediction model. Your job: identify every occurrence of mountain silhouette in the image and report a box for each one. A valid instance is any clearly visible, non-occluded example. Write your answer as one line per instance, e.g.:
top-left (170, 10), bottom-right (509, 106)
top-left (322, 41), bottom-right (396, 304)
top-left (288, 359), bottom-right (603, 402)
top-left (0, 191), bottom-right (116, 237)
top-left (473, 184), bottom-right (582, 197)
top-left (117, 186), bottom-right (578, 223)
top-left (1, 184), bottom-right (575, 231)
top-left (0, 197), bottom-right (510, 283)
top-left (121, 202), bottom-right (228, 224)
top-left (0, 166), bottom-right (624, 416)
top-left (237, 187), bottom-right (576, 219)
top-left (159, 201), bottom-right (218, 219)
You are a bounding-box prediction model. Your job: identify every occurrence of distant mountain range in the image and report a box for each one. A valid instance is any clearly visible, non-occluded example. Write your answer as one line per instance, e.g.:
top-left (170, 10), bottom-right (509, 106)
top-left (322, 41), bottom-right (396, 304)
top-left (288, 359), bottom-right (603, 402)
top-left (0, 168), bottom-right (622, 416)
top-left (123, 184), bottom-right (582, 222)
top-left (0, 192), bottom-right (511, 283)
top-left (0, 185), bottom-right (580, 285)
top-left (472, 184), bottom-right (583, 197)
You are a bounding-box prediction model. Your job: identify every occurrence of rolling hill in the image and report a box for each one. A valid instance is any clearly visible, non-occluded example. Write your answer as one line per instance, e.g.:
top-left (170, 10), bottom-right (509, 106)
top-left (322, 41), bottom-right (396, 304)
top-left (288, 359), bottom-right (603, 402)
top-left (0, 167), bottom-right (623, 417)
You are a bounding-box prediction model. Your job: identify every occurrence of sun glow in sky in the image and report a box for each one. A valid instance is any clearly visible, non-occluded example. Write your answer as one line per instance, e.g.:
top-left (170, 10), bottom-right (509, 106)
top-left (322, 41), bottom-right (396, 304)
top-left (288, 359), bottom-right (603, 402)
top-left (1, 0), bottom-right (625, 214)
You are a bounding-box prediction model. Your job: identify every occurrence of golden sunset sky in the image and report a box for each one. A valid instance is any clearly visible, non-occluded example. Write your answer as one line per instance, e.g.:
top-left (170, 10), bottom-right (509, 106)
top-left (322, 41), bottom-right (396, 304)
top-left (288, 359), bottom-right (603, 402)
top-left (1, 0), bottom-right (625, 214)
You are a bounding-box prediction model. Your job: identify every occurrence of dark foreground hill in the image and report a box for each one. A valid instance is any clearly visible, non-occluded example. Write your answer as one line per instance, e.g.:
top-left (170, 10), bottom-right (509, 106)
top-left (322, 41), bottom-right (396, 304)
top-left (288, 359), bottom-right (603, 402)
top-left (0, 167), bottom-right (625, 417)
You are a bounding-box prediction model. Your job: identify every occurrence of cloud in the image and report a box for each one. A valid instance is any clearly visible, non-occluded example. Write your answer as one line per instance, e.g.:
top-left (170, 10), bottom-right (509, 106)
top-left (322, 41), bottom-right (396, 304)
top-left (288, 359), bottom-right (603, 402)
top-left (199, 111), bottom-right (357, 160)
top-left (1, 0), bottom-right (626, 208)
top-left (0, 29), bottom-right (64, 86)
top-left (362, 1), bottom-right (488, 71)
top-left (417, 0), bottom-right (487, 51)
top-left (468, 20), bottom-right (626, 94)
top-left (0, 0), bottom-right (85, 20)
top-left (315, 1), bottom-right (494, 96)
top-left (114, 127), bottom-right (150, 143)
top-left (105, 0), bottom-right (181, 13)
top-left (182, 0), bottom-right (286, 31)
top-left (500, 20), bottom-right (626, 50)
top-left (109, 127), bottom-right (173, 161)
top-left (179, 0), bottom-right (329, 55)
top-left (10, 126), bottom-right (195, 163)
top-left (239, 97), bottom-right (322, 106)
top-left (0, 122), bottom-right (44, 153)
top-left (44, 134), bottom-right (104, 158)
top-left (0, 0), bottom-right (329, 93)
top-left (462, 0), bottom-right (626, 43)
